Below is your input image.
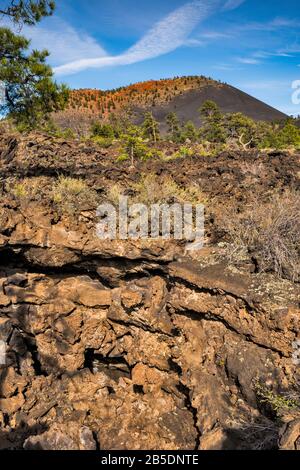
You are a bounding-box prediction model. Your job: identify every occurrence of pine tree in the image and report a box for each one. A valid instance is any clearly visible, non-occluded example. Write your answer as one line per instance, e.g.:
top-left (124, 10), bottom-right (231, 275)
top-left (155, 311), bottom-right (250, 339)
top-left (182, 121), bottom-right (198, 143)
top-left (0, 1), bottom-right (69, 129)
top-left (166, 113), bottom-right (180, 135)
top-left (121, 126), bottom-right (148, 167)
top-left (91, 121), bottom-right (115, 139)
top-left (142, 112), bottom-right (160, 142)
top-left (200, 100), bottom-right (222, 121)
top-left (222, 113), bottom-right (257, 149)
top-left (166, 112), bottom-right (180, 138)
top-left (0, 1), bottom-right (55, 25)
top-left (199, 101), bottom-right (226, 143)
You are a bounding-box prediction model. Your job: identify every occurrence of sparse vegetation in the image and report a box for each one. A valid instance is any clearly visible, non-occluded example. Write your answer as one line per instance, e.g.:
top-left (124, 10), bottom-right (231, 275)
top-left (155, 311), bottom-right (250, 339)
top-left (67, 76), bottom-right (218, 119)
top-left (11, 182), bottom-right (28, 199)
top-left (91, 135), bottom-right (114, 148)
top-left (52, 176), bottom-right (98, 215)
top-left (230, 417), bottom-right (279, 450)
top-left (220, 189), bottom-right (300, 281)
top-left (6, 177), bottom-right (47, 200)
top-left (105, 173), bottom-right (205, 207)
top-left (130, 173), bottom-right (205, 206)
top-left (176, 146), bottom-right (194, 158)
top-left (255, 383), bottom-right (300, 415)
top-left (48, 80), bottom-right (300, 155)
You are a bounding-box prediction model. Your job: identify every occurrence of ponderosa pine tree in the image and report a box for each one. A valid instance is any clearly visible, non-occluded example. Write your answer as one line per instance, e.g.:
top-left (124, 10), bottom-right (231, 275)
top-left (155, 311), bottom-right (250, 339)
top-left (121, 126), bottom-right (147, 167)
top-left (166, 112), bottom-right (180, 141)
top-left (199, 101), bottom-right (226, 143)
top-left (0, 1), bottom-right (55, 25)
top-left (0, 1), bottom-right (69, 129)
top-left (142, 111), bottom-right (160, 142)
top-left (261, 120), bottom-right (300, 150)
top-left (223, 112), bottom-right (257, 149)
top-left (181, 120), bottom-right (198, 143)
top-left (200, 100), bottom-right (222, 121)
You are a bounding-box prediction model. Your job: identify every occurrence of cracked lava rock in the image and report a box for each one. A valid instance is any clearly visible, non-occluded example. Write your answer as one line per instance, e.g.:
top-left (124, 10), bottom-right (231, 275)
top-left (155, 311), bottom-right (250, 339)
top-left (0, 130), bottom-right (300, 450)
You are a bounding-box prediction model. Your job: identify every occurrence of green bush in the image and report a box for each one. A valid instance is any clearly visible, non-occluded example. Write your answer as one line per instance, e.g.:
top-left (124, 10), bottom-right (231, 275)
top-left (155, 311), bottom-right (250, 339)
top-left (91, 122), bottom-right (115, 139)
top-left (91, 136), bottom-right (114, 148)
top-left (255, 383), bottom-right (300, 415)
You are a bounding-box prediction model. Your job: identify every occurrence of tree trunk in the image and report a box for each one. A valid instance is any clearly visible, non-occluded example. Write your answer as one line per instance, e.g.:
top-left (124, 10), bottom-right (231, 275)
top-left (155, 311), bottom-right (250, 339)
top-left (130, 146), bottom-right (134, 167)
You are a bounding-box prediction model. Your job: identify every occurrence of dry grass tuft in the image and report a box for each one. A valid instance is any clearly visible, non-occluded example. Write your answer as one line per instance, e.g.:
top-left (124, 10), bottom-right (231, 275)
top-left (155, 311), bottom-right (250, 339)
top-left (52, 176), bottom-right (98, 214)
top-left (131, 173), bottom-right (206, 205)
top-left (229, 417), bottom-right (279, 450)
top-left (220, 189), bottom-right (300, 281)
top-left (106, 173), bottom-right (206, 207)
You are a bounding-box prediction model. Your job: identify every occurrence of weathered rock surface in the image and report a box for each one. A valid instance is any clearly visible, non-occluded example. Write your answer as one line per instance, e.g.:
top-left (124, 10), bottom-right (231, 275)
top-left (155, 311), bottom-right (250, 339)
top-left (0, 131), bottom-right (299, 450)
top-left (279, 419), bottom-right (300, 450)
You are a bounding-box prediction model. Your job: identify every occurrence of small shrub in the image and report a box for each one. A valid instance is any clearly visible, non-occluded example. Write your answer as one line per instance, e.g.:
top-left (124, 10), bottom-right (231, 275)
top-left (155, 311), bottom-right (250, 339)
top-left (116, 153), bottom-right (129, 162)
top-left (176, 146), bottom-right (194, 158)
top-left (91, 136), bottom-right (114, 148)
top-left (255, 383), bottom-right (300, 415)
top-left (230, 417), bottom-right (279, 450)
top-left (12, 183), bottom-right (28, 199)
top-left (53, 128), bottom-right (76, 139)
top-left (193, 143), bottom-right (211, 157)
top-left (240, 162), bottom-right (266, 178)
top-left (140, 149), bottom-right (162, 162)
top-left (52, 176), bottom-right (98, 214)
top-left (91, 122), bottom-right (115, 139)
top-left (131, 173), bottom-right (205, 205)
top-left (159, 149), bottom-right (187, 161)
top-left (194, 142), bottom-right (226, 157)
top-left (220, 189), bottom-right (300, 281)
top-left (106, 183), bottom-right (125, 205)
top-left (105, 174), bottom-right (206, 207)
top-left (9, 178), bottom-right (47, 200)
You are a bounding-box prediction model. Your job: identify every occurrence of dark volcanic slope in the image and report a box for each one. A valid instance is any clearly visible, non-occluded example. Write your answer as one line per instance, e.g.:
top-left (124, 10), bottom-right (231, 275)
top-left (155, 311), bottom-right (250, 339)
top-left (134, 84), bottom-right (287, 129)
top-left (60, 78), bottom-right (288, 135)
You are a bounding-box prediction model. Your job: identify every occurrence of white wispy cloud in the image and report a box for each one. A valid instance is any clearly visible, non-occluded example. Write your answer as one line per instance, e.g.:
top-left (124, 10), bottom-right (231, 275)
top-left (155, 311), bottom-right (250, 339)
top-left (185, 14), bottom-right (299, 60)
top-left (53, 0), bottom-right (245, 77)
top-left (30, 5), bottom-right (296, 77)
top-left (184, 38), bottom-right (206, 47)
top-left (237, 46), bottom-right (296, 66)
top-left (279, 44), bottom-right (300, 55)
top-left (199, 16), bottom-right (300, 41)
top-left (223, 0), bottom-right (246, 10)
top-left (200, 31), bottom-right (232, 39)
top-left (270, 17), bottom-right (300, 28)
top-left (253, 50), bottom-right (293, 58)
top-left (237, 57), bottom-right (261, 64)
top-left (10, 18), bottom-right (107, 66)
top-left (116, 0), bottom-right (219, 62)
top-left (235, 17), bottom-right (300, 32)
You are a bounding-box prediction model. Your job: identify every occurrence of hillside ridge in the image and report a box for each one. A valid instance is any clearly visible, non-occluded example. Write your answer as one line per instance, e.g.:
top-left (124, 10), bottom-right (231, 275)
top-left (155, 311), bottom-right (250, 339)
top-left (54, 76), bottom-right (287, 134)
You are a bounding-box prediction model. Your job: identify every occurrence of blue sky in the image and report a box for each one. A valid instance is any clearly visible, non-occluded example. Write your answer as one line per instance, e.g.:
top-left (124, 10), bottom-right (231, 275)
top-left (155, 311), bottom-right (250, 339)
top-left (11, 0), bottom-right (300, 115)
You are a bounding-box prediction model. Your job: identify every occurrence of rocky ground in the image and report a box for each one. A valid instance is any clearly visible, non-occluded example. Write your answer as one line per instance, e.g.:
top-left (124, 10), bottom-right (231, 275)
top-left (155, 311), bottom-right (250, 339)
top-left (0, 130), bottom-right (300, 450)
